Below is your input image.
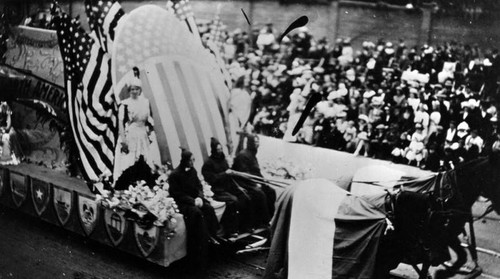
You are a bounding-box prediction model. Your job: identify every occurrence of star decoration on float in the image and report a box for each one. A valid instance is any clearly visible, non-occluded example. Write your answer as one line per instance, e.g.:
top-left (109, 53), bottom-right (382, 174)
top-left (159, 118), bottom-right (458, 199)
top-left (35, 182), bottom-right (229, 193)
top-left (36, 188), bottom-right (43, 200)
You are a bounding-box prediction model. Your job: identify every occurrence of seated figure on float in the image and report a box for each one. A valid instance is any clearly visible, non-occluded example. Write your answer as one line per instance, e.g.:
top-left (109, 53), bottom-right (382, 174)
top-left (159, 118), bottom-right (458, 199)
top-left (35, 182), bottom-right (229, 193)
top-left (232, 134), bottom-right (276, 230)
top-left (202, 137), bottom-right (252, 236)
top-left (0, 102), bottom-right (22, 165)
top-left (168, 148), bottom-right (220, 275)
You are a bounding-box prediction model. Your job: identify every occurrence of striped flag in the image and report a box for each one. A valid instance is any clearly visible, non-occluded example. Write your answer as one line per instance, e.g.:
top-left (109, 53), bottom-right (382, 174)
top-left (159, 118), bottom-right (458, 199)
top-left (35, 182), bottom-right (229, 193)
top-left (52, 4), bottom-right (118, 188)
top-left (167, 0), bottom-right (232, 90)
top-left (84, 0), bottom-right (125, 54)
top-left (207, 15), bottom-right (224, 52)
top-left (166, 0), bottom-right (202, 45)
top-left (267, 179), bottom-right (387, 279)
top-left (112, 5), bottom-right (232, 171)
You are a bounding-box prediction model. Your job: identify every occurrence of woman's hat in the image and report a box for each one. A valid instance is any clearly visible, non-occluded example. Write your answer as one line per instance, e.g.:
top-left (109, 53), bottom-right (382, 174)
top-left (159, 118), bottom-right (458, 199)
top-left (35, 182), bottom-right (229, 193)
top-left (363, 90), bottom-right (376, 99)
top-left (128, 76), bottom-right (142, 88)
top-left (371, 96), bottom-right (384, 106)
top-left (358, 114), bottom-right (369, 123)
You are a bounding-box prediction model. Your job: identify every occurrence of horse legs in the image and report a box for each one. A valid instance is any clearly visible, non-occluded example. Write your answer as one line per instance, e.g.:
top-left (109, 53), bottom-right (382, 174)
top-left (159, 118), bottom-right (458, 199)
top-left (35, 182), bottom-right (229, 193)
top-left (411, 262), bottom-right (431, 279)
top-left (418, 261), bottom-right (431, 279)
top-left (448, 236), bottom-right (467, 270)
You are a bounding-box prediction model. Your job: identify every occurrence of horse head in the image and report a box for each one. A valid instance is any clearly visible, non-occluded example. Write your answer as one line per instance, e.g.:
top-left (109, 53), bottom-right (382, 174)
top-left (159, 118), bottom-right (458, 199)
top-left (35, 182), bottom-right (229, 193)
top-left (451, 154), bottom-right (500, 214)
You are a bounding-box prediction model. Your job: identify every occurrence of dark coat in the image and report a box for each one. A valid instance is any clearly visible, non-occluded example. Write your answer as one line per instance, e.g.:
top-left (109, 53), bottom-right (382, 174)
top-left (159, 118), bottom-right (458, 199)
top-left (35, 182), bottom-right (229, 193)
top-left (233, 149), bottom-right (263, 177)
top-left (202, 155), bottom-right (231, 193)
top-left (168, 166), bottom-right (204, 206)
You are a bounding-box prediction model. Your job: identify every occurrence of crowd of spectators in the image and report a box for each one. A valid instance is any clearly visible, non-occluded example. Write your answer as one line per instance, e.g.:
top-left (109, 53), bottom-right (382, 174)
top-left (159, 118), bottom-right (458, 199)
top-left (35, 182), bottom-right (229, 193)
top-left (208, 23), bottom-right (500, 171)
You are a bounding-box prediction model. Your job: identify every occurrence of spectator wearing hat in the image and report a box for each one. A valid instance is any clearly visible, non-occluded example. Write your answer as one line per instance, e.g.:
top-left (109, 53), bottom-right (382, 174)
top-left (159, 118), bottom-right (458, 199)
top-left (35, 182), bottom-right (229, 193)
top-left (359, 91), bottom-right (374, 116)
top-left (424, 143), bottom-right (441, 171)
top-left (353, 114), bottom-right (371, 156)
top-left (391, 131), bottom-right (411, 164)
top-left (253, 107), bottom-right (274, 136)
top-left (445, 121), bottom-right (459, 149)
top-left (414, 103), bottom-right (430, 136)
top-left (344, 120), bottom-right (358, 152)
top-left (368, 95), bottom-right (385, 126)
top-left (477, 101), bottom-right (493, 139)
top-left (380, 104), bottom-right (396, 125)
top-left (296, 110), bottom-right (317, 145)
top-left (464, 129), bottom-right (484, 157)
top-left (399, 107), bottom-right (415, 134)
top-left (313, 112), bottom-right (333, 148)
top-left (371, 124), bottom-right (388, 159)
top-left (428, 101), bottom-right (442, 136)
top-left (406, 123), bottom-right (427, 167)
top-left (169, 148), bottom-right (220, 275)
top-left (393, 86), bottom-right (407, 107)
top-left (256, 25), bottom-right (276, 55)
top-left (459, 98), bottom-right (480, 129)
top-left (456, 121), bottom-right (470, 142)
top-left (483, 116), bottom-right (499, 155)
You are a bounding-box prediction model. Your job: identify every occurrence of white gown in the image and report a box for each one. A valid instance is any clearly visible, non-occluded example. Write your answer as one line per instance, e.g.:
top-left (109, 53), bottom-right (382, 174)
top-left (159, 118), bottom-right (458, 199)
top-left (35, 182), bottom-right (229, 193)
top-left (113, 95), bottom-right (161, 182)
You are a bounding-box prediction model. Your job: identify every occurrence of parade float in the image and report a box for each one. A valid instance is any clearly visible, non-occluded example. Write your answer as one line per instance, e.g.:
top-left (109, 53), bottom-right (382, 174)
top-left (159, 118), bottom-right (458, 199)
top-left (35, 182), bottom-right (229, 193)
top-left (0, 3), bottom-right (489, 279)
top-left (0, 1), bottom-right (436, 270)
top-left (0, 0), bottom-right (239, 267)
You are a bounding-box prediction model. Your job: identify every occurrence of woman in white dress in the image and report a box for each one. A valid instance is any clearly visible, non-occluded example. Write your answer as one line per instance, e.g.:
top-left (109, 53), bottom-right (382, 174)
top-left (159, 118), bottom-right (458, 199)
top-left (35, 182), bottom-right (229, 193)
top-left (114, 73), bottom-right (160, 182)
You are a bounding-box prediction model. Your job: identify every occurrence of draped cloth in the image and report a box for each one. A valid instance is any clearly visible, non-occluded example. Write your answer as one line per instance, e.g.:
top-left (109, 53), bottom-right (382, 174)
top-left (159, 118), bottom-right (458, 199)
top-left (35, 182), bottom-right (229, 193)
top-left (265, 179), bottom-right (387, 279)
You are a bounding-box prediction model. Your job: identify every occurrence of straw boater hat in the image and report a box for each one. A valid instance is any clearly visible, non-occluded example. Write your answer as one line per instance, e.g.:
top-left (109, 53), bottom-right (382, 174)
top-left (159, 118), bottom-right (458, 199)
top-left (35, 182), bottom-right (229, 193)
top-left (363, 90), bottom-right (376, 99)
top-left (358, 114), bottom-right (369, 123)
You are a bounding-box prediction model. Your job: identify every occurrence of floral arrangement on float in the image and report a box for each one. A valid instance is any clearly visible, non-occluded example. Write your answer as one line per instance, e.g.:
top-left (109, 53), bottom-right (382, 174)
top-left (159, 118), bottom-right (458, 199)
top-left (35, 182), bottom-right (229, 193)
top-left (262, 157), bottom-right (314, 181)
top-left (97, 166), bottom-right (179, 228)
top-left (96, 164), bottom-right (220, 228)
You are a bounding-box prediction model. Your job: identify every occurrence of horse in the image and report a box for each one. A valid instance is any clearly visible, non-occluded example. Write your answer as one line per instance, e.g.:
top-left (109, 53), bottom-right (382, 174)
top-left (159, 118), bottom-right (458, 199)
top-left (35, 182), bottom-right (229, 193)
top-left (428, 155), bottom-right (500, 276)
top-left (263, 154), bottom-right (500, 279)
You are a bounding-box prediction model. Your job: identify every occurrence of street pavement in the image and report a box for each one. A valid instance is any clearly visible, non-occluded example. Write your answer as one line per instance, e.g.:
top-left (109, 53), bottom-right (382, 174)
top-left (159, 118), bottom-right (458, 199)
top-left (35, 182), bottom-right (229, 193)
top-left (0, 199), bottom-right (498, 279)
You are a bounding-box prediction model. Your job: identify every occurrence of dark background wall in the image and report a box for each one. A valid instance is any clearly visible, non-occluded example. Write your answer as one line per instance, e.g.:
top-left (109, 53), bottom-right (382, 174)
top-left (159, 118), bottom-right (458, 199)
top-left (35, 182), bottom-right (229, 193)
top-left (1, 0), bottom-right (499, 51)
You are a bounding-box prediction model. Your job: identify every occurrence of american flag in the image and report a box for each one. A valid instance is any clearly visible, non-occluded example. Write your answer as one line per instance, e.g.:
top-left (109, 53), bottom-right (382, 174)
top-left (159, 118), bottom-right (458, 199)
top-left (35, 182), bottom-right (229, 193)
top-left (166, 0), bottom-right (202, 45)
top-left (84, 0), bottom-right (125, 54)
top-left (207, 15), bottom-right (224, 52)
top-left (112, 5), bottom-right (232, 171)
top-left (52, 3), bottom-right (118, 188)
top-left (166, 0), bottom-right (232, 89)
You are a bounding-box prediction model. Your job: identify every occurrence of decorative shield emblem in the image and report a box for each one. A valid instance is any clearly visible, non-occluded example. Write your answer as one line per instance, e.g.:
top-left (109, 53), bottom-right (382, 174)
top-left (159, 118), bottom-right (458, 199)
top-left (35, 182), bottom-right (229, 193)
top-left (104, 209), bottom-right (128, 247)
top-left (53, 186), bottom-right (73, 226)
top-left (10, 172), bottom-right (28, 208)
top-left (134, 224), bottom-right (159, 258)
top-left (31, 178), bottom-right (51, 216)
top-left (77, 194), bottom-right (99, 236)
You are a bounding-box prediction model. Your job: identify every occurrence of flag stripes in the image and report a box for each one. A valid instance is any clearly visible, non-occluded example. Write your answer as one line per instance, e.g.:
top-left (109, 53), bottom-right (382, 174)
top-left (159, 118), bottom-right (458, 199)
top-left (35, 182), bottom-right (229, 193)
top-left (85, 0), bottom-right (125, 54)
top-left (137, 58), bottom-right (230, 171)
top-left (188, 65), bottom-right (221, 150)
top-left (111, 5), bottom-right (232, 169)
top-left (139, 68), bottom-right (173, 162)
top-left (166, 0), bottom-right (202, 44)
top-left (194, 66), bottom-right (230, 151)
top-left (173, 62), bottom-right (209, 160)
top-left (53, 7), bottom-right (118, 185)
